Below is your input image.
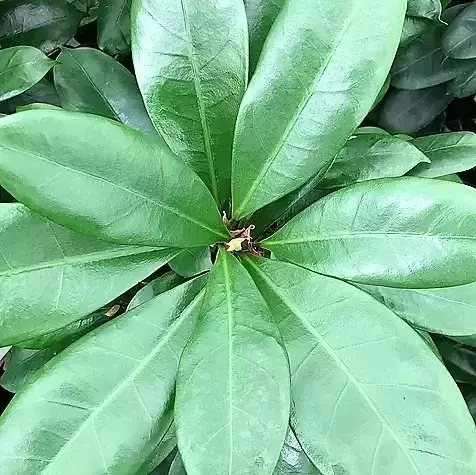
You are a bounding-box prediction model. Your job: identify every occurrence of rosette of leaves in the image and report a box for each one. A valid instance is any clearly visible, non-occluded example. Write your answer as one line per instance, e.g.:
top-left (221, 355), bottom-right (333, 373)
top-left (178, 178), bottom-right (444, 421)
top-left (1, 1), bottom-right (476, 475)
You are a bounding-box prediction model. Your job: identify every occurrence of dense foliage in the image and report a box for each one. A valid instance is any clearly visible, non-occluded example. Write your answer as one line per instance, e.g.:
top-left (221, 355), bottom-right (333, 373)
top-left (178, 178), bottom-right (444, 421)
top-left (1, 0), bottom-right (476, 474)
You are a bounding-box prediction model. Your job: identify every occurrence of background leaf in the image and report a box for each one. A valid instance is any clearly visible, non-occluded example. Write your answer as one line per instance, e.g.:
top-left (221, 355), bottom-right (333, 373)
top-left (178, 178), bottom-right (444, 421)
top-left (443, 1), bottom-right (476, 59)
top-left (407, 0), bottom-right (442, 20)
top-left (0, 46), bottom-right (54, 102)
top-left (132, 0), bottom-right (248, 205)
top-left (0, 110), bottom-right (228, 248)
top-left (263, 177), bottom-right (476, 288)
top-left (169, 247), bottom-right (212, 278)
top-left (97, 0), bottom-right (132, 55)
top-left (54, 47), bottom-right (159, 138)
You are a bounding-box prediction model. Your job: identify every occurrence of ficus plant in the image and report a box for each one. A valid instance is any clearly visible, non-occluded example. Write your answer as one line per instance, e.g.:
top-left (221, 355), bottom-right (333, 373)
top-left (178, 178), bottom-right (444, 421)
top-left (1, 0), bottom-right (476, 474)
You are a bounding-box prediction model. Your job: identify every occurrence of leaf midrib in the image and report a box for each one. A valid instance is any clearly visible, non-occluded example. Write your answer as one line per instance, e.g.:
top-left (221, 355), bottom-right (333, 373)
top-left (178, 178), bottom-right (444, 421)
top-left (40, 291), bottom-right (202, 472)
top-left (233, 1), bottom-right (359, 218)
top-left (0, 143), bottom-right (227, 238)
top-left (245, 258), bottom-right (423, 474)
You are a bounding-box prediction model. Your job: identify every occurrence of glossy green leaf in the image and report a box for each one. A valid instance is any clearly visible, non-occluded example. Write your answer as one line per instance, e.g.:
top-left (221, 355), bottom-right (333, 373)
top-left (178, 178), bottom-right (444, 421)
top-left (0, 203), bottom-right (178, 346)
top-left (0, 46), bottom-right (54, 103)
top-left (128, 273), bottom-right (186, 311)
top-left (443, 2), bottom-right (476, 59)
top-left (409, 132), bottom-right (476, 177)
top-left (244, 0), bottom-right (285, 73)
top-left (0, 0), bottom-right (83, 53)
top-left (353, 126), bottom-right (390, 135)
top-left (439, 173), bottom-right (464, 183)
top-left (0, 277), bottom-right (205, 474)
top-left (371, 84), bottom-right (451, 134)
top-left (400, 16), bottom-right (430, 47)
top-left (97, 0), bottom-right (132, 55)
top-left (0, 110), bottom-right (228, 247)
top-left (169, 454), bottom-right (186, 475)
top-left (17, 306), bottom-right (113, 350)
top-left (0, 347), bottom-right (60, 393)
top-left (243, 256), bottom-right (476, 475)
top-left (263, 177), bottom-right (476, 288)
top-left (0, 78), bottom-right (60, 114)
top-left (16, 102), bottom-right (62, 112)
top-left (449, 66), bottom-right (476, 98)
top-left (274, 428), bottom-right (322, 475)
top-left (54, 47), bottom-right (158, 138)
top-left (407, 0), bottom-right (442, 19)
top-left (132, 0), bottom-right (248, 205)
top-left (358, 281), bottom-right (476, 336)
top-left (169, 248), bottom-right (212, 278)
top-left (67, 0), bottom-right (99, 25)
top-left (176, 250), bottom-right (290, 475)
top-left (232, 0), bottom-right (406, 219)
top-left (318, 134), bottom-right (429, 189)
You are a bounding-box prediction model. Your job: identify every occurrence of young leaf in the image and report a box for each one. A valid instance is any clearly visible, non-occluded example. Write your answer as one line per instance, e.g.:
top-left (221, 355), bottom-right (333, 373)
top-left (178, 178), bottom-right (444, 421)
top-left (132, 0), bottom-right (248, 205)
top-left (0, 347), bottom-right (60, 393)
top-left (169, 247), bottom-right (212, 278)
top-left (318, 134), bottom-right (429, 189)
top-left (407, 0), bottom-right (442, 20)
top-left (0, 203), bottom-right (178, 346)
top-left (97, 0), bottom-right (132, 55)
top-left (231, 0), bottom-right (406, 219)
top-left (242, 256), bottom-right (476, 475)
top-left (54, 47), bottom-right (159, 138)
top-left (244, 0), bottom-right (285, 73)
top-left (408, 132), bottom-right (476, 177)
top-left (357, 281), bottom-right (476, 337)
top-left (443, 2), bottom-right (476, 59)
top-left (175, 250), bottom-right (290, 475)
top-left (0, 46), bottom-right (54, 102)
top-left (0, 110), bottom-right (229, 247)
top-left (371, 84), bottom-right (451, 134)
top-left (0, 277), bottom-right (206, 475)
top-left (0, 0), bottom-right (83, 53)
top-left (263, 177), bottom-right (476, 288)
top-left (127, 273), bottom-right (186, 311)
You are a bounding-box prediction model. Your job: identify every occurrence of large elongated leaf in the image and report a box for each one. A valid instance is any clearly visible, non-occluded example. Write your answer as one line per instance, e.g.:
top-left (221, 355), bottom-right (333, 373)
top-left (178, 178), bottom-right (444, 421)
top-left (443, 2), bottom-right (476, 59)
top-left (0, 0), bottom-right (83, 53)
top-left (0, 277), bottom-right (206, 475)
top-left (319, 134), bottom-right (429, 189)
top-left (263, 177), bottom-right (476, 288)
top-left (97, 0), bottom-right (132, 55)
top-left (358, 281), bottom-right (476, 336)
top-left (244, 0), bottom-right (285, 73)
top-left (0, 203), bottom-right (178, 346)
top-left (0, 46), bottom-right (54, 103)
top-left (243, 256), bottom-right (476, 475)
top-left (0, 110), bottom-right (228, 247)
top-left (175, 250), bottom-right (290, 475)
top-left (132, 0), bottom-right (248, 205)
top-left (409, 132), bottom-right (476, 177)
top-left (54, 47), bottom-right (158, 138)
top-left (231, 0), bottom-right (406, 219)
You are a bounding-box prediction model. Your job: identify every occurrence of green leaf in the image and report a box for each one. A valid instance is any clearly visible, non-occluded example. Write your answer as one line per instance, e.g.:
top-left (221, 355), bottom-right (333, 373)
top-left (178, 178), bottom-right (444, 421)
top-left (318, 134), bottom-right (429, 189)
top-left (68, 0), bottom-right (99, 24)
top-left (132, 0), bottom-right (248, 205)
top-left (17, 306), bottom-right (113, 350)
top-left (358, 281), bottom-right (476, 336)
top-left (439, 173), bottom-right (464, 183)
top-left (175, 250), bottom-right (290, 475)
top-left (448, 66), bottom-right (476, 98)
top-left (443, 2), bottom-right (476, 59)
top-left (0, 110), bottom-right (228, 247)
top-left (231, 0), bottom-right (406, 219)
top-left (16, 102), bottom-right (62, 112)
top-left (0, 277), bottom-right (205, 474)
top-left (409, 132), bottom-right (476, 177)
top-left (0, 46), bottom-right (54, 103)
top-left (242, 256), bottom-right (476, 475)
top-left (169, 248), bottom-right (212, 278)
top-left (407, 0), bottom-right (442, 20)
top-left (0, 347), bottom-right (60, 393)
top-left (0, 78), bottom-right (60, 114)
top-left (244, 0), bottom-right (285, 73)
top-left (135, 426), bottom-right (177, 475)
top-left (400, 16), bottom-right (430, 47)
top-left (371, 84), bottom-right (451, 134)
top-left (97, 0), bottom-right (132, 55)
top-left (169, 454), bottom-right (186, 475)
top-left (54, 47), bottom-right (159, 138)
top-left (353, 126), bottom-right (390, 135)
top-left (128, 273), bottom-right (186, 311)
top-left (274, 428), bottom-right (322, 475)
top-left (263, 177), bottom-right (476, 288)
top-left (371, 74), bottom-right (391, 110)
top-left (434, 337), bottom-right (476, 385)
top-left (0, 0), bottom-right (83, 53)
top-left (0, 203), bottom-right (178, 346)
